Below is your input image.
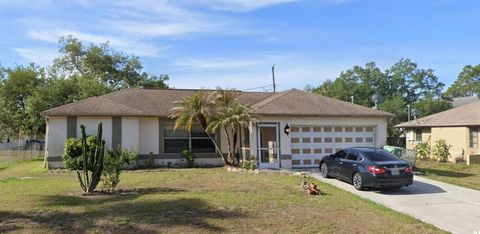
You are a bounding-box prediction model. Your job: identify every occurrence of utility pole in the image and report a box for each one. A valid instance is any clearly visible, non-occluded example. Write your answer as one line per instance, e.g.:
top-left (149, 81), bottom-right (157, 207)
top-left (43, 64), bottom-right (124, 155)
top-left (407, 104), bottom-right (411, 122)
top-left (272, 64), bottom-right (276, 93)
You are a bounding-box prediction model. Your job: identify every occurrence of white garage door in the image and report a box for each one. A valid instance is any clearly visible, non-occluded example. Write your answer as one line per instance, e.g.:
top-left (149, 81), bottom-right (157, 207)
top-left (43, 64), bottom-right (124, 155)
top-left (290, 125), bottom-right (376, 168)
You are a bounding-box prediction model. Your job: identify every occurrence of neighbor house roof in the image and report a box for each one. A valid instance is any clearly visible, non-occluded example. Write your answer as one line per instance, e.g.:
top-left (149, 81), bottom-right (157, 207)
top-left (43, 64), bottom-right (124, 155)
top-left (451, 96), bottom-right (479, 108)
top-left (395, 101), bottom-right (480, 128)
top-left (41, 88), bottom-right (393, 118)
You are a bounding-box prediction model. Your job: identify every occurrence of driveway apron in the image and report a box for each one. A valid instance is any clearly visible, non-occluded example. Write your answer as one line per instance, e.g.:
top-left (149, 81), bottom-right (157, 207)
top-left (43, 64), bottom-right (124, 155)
top-left (310, 172), bottom-right (480, 234)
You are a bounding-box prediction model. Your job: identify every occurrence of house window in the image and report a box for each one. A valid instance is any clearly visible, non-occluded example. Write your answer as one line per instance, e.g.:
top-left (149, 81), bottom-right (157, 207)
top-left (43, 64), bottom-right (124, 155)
top-left (416, 129), bottom-right (422, 142)
top-left (470, 127), bottom-right (479, 148)
top-left (164, 123), bottom-right (215, 154)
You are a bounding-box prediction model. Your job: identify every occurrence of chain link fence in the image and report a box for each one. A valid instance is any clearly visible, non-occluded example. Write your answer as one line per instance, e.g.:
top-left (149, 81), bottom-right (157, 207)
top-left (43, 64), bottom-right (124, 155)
top-left (0, 141), bottom-right (44, 162)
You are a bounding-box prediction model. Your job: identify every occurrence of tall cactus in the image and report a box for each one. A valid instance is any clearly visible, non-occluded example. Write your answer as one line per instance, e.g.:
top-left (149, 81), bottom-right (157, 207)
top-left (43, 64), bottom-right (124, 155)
top-left (77, 123), bottom-right (105, 193)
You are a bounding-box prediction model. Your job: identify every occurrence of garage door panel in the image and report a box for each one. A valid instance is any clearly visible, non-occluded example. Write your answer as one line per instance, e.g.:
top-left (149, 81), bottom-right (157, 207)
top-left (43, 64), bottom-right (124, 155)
top-left (291, 125), bottom-right (375, 168)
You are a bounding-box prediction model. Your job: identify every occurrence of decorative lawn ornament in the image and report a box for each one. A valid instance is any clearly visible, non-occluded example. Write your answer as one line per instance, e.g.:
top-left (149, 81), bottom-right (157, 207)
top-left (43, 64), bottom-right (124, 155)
top-left (307, 183), bottom-right (320, 196)
top-left (300, 172), bottom-right (309, 190)
top-left (300, 172), bottom-right (321, 195)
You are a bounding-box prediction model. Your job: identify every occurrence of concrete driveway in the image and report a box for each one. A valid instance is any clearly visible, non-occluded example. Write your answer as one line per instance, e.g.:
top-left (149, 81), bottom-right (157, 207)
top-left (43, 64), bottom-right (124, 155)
top-left (310, 172), bottom-right (480, 234)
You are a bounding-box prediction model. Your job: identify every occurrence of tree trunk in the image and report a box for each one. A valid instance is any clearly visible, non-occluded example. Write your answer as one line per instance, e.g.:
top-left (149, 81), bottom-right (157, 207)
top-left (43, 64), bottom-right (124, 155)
top-left (205, 131), bottom-right (229, 166)
top-left (198, 119), bottom-right (229, 166)
top-left (232, 128), bottom-right (239, 165)
top-left (223, 127), bottom-right (233, 165)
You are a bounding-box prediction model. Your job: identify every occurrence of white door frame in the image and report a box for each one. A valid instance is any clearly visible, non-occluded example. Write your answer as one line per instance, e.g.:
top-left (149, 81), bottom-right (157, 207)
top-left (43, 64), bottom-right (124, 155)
top-left (257, 123), bottom-right (280, 169)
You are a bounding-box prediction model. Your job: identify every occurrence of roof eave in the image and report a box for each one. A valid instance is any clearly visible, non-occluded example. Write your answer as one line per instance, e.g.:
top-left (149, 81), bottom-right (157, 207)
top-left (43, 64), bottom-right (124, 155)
top-left (395, 123), bottom-right (480, 128)
top-left (250, 113), bottom-right (393, 118)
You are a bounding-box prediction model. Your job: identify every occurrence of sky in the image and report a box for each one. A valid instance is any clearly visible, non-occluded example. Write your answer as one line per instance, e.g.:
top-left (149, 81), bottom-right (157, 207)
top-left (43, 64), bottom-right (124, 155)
top-left (0, 0), bottom-right (479, 92)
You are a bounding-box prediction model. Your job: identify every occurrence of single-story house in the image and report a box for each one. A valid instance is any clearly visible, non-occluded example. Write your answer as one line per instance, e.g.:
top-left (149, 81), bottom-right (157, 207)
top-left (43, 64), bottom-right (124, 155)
top-left (41, 88), bottom-right (393, 169)
top-left (395, 100), bottom-right (480, 164)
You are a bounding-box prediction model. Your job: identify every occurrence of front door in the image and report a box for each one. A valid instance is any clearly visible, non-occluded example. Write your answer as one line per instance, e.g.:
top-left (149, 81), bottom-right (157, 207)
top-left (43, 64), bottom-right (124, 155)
top-left (257, 124), bottom-right (280, 169)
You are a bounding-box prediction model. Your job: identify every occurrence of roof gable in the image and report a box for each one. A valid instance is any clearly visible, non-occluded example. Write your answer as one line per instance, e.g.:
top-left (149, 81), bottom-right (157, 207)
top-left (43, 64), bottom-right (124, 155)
top-left (250, 89), bottom-right (393, 117)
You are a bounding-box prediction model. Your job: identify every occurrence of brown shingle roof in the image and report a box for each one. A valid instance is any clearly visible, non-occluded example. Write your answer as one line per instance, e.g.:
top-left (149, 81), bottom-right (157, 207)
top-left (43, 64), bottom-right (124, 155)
top-left (41, 88), bottom-right (274, 117)
top-left (41, 88), bottom-right (394, 118)
top-left (395, 101), bottom-right (480, 128)
top-left (250, 89), bottom-right (393, 117)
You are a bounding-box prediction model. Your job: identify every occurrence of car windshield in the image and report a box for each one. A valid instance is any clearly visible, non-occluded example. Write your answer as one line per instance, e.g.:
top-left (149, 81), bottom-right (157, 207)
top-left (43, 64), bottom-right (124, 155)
top-left (363, 150), bottom-right (399, 162)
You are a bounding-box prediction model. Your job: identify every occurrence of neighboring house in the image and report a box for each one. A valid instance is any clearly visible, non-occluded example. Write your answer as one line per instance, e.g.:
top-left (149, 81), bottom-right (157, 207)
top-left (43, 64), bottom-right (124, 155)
top-left (451, 96), bottom-right (479, 108)
top-left (41, 88), bottom-right (392, 169)
top-left (395, 101), bottom-right (480, 164)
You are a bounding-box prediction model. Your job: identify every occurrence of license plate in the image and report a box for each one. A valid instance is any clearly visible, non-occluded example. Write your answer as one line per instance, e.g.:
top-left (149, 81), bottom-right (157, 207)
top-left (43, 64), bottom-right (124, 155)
top-left (391, 170), bottom-right (400, 176)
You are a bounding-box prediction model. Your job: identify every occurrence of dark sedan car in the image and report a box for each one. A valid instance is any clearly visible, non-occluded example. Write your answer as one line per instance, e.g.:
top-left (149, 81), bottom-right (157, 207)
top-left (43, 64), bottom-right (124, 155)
top-left (319, 147), bottom-right (413, 190)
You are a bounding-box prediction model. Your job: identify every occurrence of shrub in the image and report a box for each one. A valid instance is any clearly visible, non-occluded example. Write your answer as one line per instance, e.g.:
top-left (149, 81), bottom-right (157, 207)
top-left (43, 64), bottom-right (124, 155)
top-left (63, 135), bottom-right (100, 170)
top-left (414, 142), bottom-right (431, 160)
top-left (102, 146), bottom-right (137, 190)
top-left (431, 139), bottom-right (451, 162)
top-left (181, 147), bottom-right (195, 167)
top-left (145, 152), bottom-right (155, 168)
top-left (241, 161), bottom-right (256, 170)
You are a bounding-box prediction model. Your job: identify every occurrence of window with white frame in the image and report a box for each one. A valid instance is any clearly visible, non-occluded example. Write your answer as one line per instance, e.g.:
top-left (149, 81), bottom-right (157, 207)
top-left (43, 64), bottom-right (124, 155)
top-left (164, 123), bottom-right (216, 153)
top-left (470, 127), bottom-right (478, 148)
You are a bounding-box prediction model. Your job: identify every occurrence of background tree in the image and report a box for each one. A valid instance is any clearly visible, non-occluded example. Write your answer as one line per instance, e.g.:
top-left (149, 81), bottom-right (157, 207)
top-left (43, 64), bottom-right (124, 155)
top-left (51, 36), bottom-right (169, 91)
top-left (445, 64), bottom-right (480, 98)
top-left (0, 35), bottom-right (170, 139)
top-left (308, 58), bottom-right (449, 145)
top-left (0, 64), bottom-right (45, 137)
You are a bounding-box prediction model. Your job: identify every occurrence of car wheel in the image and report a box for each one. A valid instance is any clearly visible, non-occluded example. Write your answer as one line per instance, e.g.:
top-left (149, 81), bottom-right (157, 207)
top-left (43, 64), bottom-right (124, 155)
top-left (352, 172), bottom-right (364, 190)
top-left (320, 162), bottom-right (330, 178)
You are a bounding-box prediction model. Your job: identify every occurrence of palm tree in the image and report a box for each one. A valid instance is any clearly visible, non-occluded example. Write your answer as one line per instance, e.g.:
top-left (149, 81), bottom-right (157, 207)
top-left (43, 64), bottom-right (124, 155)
top-left (168, 91), bottom-right (227, 164)
top-left (214, 87), bottom-right (239, 107)
top-left (207, 101), bottom-right (256, 165)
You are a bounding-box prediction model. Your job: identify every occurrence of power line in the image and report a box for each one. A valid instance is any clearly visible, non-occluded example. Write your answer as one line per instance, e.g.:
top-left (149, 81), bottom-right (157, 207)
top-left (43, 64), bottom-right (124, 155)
top-left (241, 84), bottom-right (274, 91)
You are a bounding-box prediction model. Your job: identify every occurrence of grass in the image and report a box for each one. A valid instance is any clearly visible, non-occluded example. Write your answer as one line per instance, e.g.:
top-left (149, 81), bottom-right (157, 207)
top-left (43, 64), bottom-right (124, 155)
top-left (416, 160), bottom-right (480, 191)
top-left (0, 159), bottom-right (443, 233)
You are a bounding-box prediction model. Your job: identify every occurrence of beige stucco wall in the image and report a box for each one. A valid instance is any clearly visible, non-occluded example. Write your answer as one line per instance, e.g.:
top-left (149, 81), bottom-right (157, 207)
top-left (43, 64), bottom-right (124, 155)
top-left (431, 127), bottom-right (468, 161)
top-left (121, 117), bottom-right (139, 152)
top-left (406, 128), bottom-right (432, 150)
top-left (45, 116), bottom-right (67, 160)
top-left (405, 126), bottom-right (480, 162)
top-left (77, 117), bottom-right (113, 149)
top-left (139, 117), bottom-right (159, 154)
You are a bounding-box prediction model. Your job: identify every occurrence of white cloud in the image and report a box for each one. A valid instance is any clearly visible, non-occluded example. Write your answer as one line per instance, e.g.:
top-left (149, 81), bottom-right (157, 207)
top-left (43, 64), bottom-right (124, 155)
top-left (187, 0), bottom-right (301, 12)
top-left (15, 0), bottom-right (303, 60)
top-left (106, 20), bottom-right (228, 37)
top-left (28, 29), bottom-right (167, 57)
top-left (13, 47), bottom-right (58, 66)
top-left (100, 0), bottom-right (240, 37)
top-left (0, 0), bottom-right (54, 10)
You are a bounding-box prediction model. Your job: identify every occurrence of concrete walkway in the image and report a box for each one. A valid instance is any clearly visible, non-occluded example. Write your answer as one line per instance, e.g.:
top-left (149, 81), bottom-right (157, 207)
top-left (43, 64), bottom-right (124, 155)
top-left (310, 172), bottom-right (480, 234)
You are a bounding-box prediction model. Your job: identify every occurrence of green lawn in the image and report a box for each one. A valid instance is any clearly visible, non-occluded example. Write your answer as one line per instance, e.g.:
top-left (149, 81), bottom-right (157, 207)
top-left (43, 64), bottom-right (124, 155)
top-left (416, 160), bottom-right (480, 191)
top-left (0, 159), bottom-right (442, 233)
